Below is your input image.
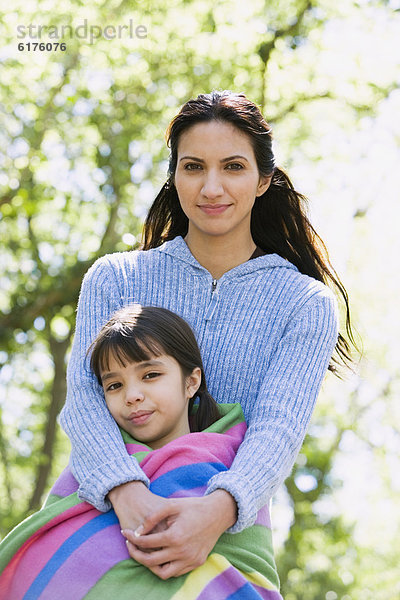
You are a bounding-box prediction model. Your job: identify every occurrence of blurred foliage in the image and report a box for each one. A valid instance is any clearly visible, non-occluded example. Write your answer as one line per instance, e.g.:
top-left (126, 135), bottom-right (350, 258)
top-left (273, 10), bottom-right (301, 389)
top-left (1, 0), bottom-right (400, 598)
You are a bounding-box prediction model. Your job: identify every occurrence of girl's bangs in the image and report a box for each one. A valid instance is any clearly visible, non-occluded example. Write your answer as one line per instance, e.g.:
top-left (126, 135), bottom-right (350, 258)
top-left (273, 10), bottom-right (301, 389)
top-left (98, 333), bottom-right (164, 373)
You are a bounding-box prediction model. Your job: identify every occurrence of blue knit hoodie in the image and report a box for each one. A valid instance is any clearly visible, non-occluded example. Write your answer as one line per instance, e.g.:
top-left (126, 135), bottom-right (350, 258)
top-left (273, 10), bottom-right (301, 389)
top-left (60, 236), bottom-right (338, 533)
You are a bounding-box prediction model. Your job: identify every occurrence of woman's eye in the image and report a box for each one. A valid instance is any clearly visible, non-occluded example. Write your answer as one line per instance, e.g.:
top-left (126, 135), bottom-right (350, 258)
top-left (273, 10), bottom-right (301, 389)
top-left (226, 163), bottom-right (243, 170)
top-left (144, 372), bottom-right (161, 379)
top-left (183, 163), bottom-right (201, 170)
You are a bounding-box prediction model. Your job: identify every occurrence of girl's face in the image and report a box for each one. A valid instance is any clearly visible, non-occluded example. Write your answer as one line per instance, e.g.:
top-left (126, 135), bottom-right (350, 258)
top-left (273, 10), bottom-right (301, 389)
top-left (174, 120), bottom-right (271, 244)
top-left (100, 351), bottom-right (201, 449)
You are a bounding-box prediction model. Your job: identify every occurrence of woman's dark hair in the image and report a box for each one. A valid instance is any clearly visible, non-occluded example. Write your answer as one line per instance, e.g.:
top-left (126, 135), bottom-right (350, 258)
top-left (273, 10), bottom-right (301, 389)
top-left (142, 90), bottom-right (357, 373)
top-left (89, 304), bottom-right (220, 433)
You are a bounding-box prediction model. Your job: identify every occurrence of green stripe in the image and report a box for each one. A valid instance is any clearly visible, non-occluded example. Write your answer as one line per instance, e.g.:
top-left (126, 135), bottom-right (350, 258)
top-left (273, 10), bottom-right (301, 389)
top-left (84, 559), bottom-right (184, 599)
top-left (213, 524), bottom-right (280, 590)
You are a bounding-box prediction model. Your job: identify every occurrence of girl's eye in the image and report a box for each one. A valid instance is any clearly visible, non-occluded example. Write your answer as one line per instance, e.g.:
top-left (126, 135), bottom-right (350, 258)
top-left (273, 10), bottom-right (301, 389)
top-left (144, 371), bottom-right (161, 380)
top-left (105, 382), bottom-right (121, 392)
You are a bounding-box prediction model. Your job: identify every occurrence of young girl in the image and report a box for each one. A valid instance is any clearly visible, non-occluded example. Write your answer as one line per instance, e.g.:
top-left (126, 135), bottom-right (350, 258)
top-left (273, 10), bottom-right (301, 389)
top-left (0, 305), bottom-right (283, 600)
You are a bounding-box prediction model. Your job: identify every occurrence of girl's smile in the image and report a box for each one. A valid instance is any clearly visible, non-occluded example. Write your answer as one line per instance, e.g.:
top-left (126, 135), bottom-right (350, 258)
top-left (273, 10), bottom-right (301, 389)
top-left (127, 410), bottom-right (154, 425)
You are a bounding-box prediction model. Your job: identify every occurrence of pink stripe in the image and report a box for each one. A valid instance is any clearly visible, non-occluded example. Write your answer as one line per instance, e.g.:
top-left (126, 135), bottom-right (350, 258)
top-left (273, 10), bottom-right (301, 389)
top-left (140, 425), bottom-right (245, 481)
top-left (0, 503), bottom-right (97, 600)
top-left (38, 524), bottom-right (128, 600)
top-left (125, 443), bottom-right (150, 454)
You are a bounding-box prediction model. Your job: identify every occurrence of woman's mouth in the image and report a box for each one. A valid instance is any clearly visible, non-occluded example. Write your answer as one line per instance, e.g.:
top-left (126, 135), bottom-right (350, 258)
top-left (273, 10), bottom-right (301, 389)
top-left (128, 411), bottom-right (153, 425)
top-left (198, 204), bottom-right (231, 215)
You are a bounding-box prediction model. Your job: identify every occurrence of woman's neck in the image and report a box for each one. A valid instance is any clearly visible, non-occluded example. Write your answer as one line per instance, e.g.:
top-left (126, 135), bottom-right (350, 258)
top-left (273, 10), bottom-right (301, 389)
top-left (184, 231), bottom-right (256, 279)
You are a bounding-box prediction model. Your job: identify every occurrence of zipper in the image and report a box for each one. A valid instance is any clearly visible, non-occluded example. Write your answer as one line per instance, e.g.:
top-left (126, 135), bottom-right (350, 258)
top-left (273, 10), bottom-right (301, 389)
top-left (204, 278), bottom-right (219, 321)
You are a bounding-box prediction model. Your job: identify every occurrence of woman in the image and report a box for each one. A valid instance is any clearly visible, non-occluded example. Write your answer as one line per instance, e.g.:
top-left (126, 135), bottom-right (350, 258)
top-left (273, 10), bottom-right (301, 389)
top-left (60, 90), bottom-right (355, 580)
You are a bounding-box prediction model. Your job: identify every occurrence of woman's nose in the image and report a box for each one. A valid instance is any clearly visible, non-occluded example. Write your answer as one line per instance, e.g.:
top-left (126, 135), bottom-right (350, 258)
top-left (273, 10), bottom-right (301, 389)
top-left (201, 172), bottom-right (224, 199)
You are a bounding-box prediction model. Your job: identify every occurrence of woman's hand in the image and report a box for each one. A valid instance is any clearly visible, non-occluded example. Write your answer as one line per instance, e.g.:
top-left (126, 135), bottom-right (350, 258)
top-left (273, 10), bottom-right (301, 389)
top-left (108, 480), bottom-right (169, 534)
top-left (122, 489), bottom-right (237, 579)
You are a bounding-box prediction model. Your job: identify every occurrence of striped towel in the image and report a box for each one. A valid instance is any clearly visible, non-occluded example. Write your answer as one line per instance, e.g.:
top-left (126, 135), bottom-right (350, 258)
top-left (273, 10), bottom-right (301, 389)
top-left (0, 404), bottom-right (282, 599)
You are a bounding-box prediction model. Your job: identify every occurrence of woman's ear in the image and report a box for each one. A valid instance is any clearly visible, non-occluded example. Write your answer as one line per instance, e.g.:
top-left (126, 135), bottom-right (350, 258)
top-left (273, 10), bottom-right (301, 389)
top-left (256, 175), bottom-right (272, 197)
top-left (185, 367), bottom-right (202, 399)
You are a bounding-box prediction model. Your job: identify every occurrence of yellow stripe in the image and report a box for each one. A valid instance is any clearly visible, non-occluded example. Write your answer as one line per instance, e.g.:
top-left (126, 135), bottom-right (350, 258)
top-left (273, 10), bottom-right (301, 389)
top-left (235, 566), bottom-right (278, 591)
top-left (171, 554), bottom-right (230, 600)
top-left (171, 553), bottom-right (278, 599)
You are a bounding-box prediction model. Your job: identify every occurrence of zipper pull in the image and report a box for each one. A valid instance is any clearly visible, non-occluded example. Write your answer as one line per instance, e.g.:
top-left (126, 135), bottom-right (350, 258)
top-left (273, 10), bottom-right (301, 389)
top-left (205, 279), bottom-right (219, 321)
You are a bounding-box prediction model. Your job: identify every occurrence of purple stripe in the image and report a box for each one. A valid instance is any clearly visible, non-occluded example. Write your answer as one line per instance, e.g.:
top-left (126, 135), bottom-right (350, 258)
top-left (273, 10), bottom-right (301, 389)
top-left (38, 524), bottom-right (128, 600)
top-left (253, 584), bottom-right (283, 599)
top-left (50, 467), bottom-right (78, 497)
top-left (196, 566), bottom-right (249, 600)
top-left (169, 485), bottom-right (206, 498)
top-left (254, 504), bottom-right (271, 528)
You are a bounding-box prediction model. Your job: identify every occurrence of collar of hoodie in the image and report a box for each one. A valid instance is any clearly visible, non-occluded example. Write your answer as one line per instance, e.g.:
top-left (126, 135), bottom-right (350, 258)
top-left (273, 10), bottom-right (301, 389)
top-left (157, 235), bottom-right (298, 284)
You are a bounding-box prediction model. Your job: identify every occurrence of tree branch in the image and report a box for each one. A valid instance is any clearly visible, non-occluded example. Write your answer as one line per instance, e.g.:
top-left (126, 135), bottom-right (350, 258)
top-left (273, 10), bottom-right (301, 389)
top-left (0, 406), bottom-right (13, 512)
top-left (258, 0), bottom-right (314, 111)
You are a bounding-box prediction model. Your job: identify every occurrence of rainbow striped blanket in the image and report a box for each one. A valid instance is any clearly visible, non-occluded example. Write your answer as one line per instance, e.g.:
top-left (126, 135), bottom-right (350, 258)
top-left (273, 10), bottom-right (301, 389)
top-left (0, 404), bottom-right (282, 600)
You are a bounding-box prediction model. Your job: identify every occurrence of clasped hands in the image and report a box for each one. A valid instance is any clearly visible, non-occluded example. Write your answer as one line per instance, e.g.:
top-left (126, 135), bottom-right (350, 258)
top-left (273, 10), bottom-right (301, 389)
top-left (108, 481), bottom-right (237, 580)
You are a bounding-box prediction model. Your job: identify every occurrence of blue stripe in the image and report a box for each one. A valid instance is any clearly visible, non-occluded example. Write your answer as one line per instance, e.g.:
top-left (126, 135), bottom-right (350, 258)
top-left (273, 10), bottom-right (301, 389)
top-left (226, 582), bottom-right (267, 599)
top-left (23, 511), bottom-right (118, 600)
top-left (150, 462), bottom-right (228, 497)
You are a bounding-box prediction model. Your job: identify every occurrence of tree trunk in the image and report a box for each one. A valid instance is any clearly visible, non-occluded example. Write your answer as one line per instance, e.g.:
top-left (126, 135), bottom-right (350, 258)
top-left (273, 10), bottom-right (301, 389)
top-left (27, 332), bottom-right (71, 511)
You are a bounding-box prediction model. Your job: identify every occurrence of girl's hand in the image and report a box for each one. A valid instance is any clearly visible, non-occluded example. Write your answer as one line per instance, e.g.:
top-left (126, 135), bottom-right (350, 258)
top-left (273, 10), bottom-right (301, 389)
top-left (121, 490), bottom-right (237, 579)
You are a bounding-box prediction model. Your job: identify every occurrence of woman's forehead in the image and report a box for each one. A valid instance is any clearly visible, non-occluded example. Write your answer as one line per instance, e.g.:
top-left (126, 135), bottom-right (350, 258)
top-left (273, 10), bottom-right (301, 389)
top-left (177, 120), bottom-right (254, 157)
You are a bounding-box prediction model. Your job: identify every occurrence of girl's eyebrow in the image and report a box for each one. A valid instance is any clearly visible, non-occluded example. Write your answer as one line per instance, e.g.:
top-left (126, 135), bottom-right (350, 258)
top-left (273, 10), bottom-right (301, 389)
top-left (101, 360), bottom-right (165, 382)
top-left (179, 155), bottom-right (249, 163)
top-left (136, 360), bottom-right (164, 369)
top-left (101, 371), bottom-right (119, 383)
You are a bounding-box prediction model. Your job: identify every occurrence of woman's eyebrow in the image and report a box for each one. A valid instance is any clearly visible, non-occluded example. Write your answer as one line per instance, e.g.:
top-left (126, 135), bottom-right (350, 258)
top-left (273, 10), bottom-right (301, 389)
top-left (179, 155), bottom-right (249, 163)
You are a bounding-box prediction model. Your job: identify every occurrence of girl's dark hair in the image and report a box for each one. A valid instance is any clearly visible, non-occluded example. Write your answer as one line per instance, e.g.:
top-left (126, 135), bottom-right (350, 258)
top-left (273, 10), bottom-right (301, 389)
top-left (142, 90), bottom-right (357, 373)
top-left (89, 304), bottom-right (220, 433)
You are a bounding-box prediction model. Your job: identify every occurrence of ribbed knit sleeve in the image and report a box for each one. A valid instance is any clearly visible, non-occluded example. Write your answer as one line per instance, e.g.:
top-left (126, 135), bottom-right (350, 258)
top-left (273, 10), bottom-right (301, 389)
top-left (59, 256), bottom-right (150, 511)
top-left (205, 289), bottom-right (338, 533)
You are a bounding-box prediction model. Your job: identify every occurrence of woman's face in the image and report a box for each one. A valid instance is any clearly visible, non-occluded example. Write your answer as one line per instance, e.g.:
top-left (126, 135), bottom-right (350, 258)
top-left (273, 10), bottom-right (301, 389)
top-left (174, 120), bottom-right (271, 244)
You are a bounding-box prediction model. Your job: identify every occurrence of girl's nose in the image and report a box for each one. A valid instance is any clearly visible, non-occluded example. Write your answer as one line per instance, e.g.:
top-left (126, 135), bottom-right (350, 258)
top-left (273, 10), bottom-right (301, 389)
top-left (125, 385), bottom-right (145, 404)
top-left (201, 172), bottom-right (224, 199)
